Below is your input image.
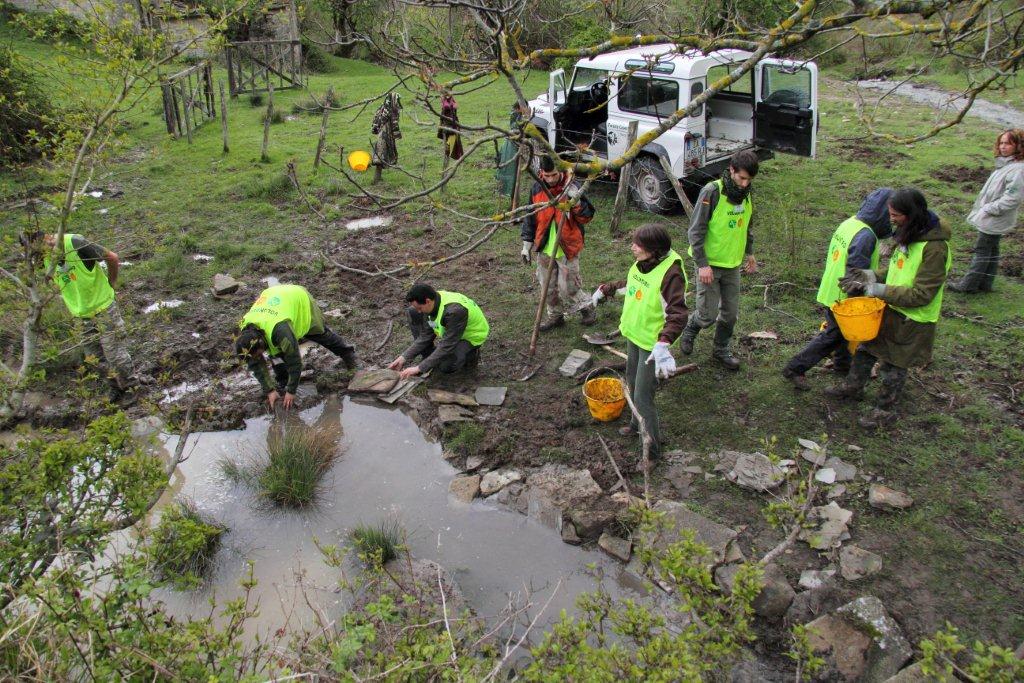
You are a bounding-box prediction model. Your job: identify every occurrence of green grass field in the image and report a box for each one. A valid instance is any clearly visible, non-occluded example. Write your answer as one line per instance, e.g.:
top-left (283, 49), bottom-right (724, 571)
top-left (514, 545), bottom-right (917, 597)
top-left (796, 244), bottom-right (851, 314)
top-left (2, 18), bottom-right (1022, 646)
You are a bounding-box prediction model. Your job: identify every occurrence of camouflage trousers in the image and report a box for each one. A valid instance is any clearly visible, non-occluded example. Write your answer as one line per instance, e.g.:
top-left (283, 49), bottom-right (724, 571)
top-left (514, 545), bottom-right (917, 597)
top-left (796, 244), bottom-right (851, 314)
top-left (847, 348), bottom-right (907, 409)
top-left (82, 300), bottom-right (134, 389)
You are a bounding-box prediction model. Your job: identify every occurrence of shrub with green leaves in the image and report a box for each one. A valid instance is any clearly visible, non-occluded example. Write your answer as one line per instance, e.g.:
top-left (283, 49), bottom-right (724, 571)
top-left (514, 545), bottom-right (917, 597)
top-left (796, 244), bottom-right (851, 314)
top-left (0, 46), bottom-right (57, 165)
top-left (292, 89), bottom-right (341, 115)
top-left (301, 37), bottom-right (335, 74)
top-left (146, 499), bottom-right (226, 589)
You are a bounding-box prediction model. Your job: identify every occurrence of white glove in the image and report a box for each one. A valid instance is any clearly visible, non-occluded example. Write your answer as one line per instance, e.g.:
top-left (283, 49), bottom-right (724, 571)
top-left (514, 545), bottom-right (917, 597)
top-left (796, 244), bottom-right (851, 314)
top-left (564, 182), bottom-right (581, 200)
top-left (590, 287), bottom-right (605, 307)
top-left (647, 341), bottom-right (676, 380)
top-left (521, 241), bottom-right (532, 264)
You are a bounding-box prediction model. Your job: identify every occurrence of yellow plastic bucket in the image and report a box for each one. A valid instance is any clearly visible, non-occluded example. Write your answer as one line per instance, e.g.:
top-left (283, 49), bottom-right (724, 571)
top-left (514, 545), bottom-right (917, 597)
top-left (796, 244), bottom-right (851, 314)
top-left (831, 296), bottom-right (885, 343)
top-left (583, 376), bottom-right (626, 422)
top-left (348, 150), bottom-right (371, 172)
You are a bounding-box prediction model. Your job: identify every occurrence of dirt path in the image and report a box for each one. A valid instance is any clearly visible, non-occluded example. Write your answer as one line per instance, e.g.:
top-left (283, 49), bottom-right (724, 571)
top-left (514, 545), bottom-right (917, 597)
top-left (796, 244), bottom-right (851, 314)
top-left (856, 79), bottom-right (1024, 129)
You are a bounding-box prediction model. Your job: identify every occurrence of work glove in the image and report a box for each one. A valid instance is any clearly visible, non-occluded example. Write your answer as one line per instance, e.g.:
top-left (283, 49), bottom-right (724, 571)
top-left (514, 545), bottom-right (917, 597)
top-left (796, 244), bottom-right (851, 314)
top-left (839, 276), bottom-right (865, 296)
top-left (590, 287), bottom-right (605, 307)
top-left (846, 268), bottom-right (877, 285)
top-left (647, 341), bottom-right (676, 380)
top-left (564, 182), bottom-right (581, 200)
top-left (863, 282), bottom-right (887, 298)
top-left (521, 241), bottom-right (533, 264)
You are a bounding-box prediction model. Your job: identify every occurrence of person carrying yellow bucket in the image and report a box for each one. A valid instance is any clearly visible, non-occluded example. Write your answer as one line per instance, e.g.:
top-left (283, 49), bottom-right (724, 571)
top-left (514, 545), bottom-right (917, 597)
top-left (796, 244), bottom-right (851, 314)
top-left (782, 188), bottom-right (893, 391)
top-left (591, 224), bottom-right (689, 459)
top-left (825, 188), bottom-right (952, 429)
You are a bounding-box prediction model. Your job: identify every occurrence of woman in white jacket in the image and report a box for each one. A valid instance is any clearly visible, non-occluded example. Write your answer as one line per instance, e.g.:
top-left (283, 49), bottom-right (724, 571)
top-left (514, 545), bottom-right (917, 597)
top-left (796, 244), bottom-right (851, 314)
top-left (949, 129), bottom-right (1024, 293)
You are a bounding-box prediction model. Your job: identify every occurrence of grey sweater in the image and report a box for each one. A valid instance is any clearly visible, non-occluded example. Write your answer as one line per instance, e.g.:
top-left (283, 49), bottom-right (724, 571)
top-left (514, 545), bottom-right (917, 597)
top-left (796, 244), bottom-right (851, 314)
top-left (966, 157), bottom-right (1024, 236)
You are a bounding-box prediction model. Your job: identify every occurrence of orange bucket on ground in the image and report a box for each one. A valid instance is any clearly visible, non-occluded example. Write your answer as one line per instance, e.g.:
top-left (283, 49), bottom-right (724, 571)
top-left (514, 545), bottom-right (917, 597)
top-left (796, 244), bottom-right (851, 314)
top-left (583, 376), bottom-right (626, 422)
top-left (831, 296), bottom-right (886, 343)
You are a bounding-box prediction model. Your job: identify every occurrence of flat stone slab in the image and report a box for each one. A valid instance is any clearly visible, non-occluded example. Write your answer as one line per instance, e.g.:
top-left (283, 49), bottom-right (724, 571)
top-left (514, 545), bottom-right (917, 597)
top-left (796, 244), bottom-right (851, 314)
top-left (525, 465), bottom-right (603, 531)
top-left (598, 533), bottom-right (632, 562)
top-left (437, 404), bottom-right (474, 424)
top-left (449, 475), bottom-right (480, 503)
top-left (729, 452), bottom-right (785, 491)
top-left (824, 456), bottom-right (857, 482)
top-left (558, 349), bottom-right (592, 377)
top-left (716, 562), bottom-right (794, 619)
top-left (427, 389), bottom-right (477, 407)
top-left (840, 545), bottom-right (883, 581)
top-left (835, 596), bottom-right (913, 681)
top-left (799, 568), bottom-right (837, 590)
top-left (464, 455), bottom-right (484, 471)
top-left (799, 502), bottom-right (853, 550)
top-left (815, 468), bottom-right (837, 484)
top-left (212, 273), bottom-right (240, 295)
top-left (349, 368), bottom-right (400, 393)
top-left (474, 386), bottom-right (507, 406)
top-left (869, 484), bottom-right (913, 510)
top-left (480, 468), bottom-right (523, 496)
top-left (645, 500), bottom-right (740, 566)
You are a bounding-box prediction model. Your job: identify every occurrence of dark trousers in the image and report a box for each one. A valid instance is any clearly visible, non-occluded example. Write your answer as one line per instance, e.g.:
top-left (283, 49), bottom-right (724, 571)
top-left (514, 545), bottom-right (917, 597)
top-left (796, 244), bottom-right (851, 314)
top-left (847, 348), bottom-right (907, 409)
top-left (625, 340), bottom-right (660, 457)
top-left (958, 232), bottom-right (1001, 292)
top-left (784, 309), bottom-right (852, 376)
top-left (415, 340), bottom-right (480, 374)
top-left (271, 326), bottom-right (355, 391)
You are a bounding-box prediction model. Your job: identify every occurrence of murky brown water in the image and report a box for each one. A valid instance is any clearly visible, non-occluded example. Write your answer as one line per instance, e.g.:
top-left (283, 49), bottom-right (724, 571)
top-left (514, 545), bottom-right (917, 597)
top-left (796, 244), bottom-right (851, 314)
top-left (148, 396), bottom-right (645, 640)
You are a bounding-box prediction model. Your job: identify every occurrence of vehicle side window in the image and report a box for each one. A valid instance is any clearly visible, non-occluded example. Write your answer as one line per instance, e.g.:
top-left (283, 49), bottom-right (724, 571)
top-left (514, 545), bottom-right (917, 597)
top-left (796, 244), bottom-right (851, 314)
top-left (761, 65), bottom-right (812, 108)
top-left (617, 75), bottom-right (679, 117)
top-left (706, 64), bottom-right (753, 96)
top-left (689, 81), bottom-right (704, 117)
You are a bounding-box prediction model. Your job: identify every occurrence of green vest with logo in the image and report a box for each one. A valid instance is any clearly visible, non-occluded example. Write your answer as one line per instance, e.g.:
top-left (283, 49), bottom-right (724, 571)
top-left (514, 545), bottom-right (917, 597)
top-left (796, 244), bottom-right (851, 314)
top-left (48, 234), bottom-right (115, 318)
top-left (885, 241), bottom-right (951, 324)
top-left (688, 179), bottom-right (752, 269)
top-left (431, 291), bottom-right (489, 346)
top-left (239, 284), bottom-right (313, 356)
top-left (619, 249), bottom-right (684, 351)
top-left (816, 217), bottom-right (881, 307)
top-left (542, 215), bottom-right (565, 259)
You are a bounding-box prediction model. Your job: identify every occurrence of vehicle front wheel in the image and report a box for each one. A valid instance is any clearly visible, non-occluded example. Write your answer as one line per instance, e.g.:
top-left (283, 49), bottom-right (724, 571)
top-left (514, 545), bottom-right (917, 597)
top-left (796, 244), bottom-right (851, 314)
top-left (629, 155), bottom-right (677, 214)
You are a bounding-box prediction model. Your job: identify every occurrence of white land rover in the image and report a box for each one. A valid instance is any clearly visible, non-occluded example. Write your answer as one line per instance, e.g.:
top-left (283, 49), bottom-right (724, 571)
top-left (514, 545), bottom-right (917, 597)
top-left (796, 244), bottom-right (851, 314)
top-left (526, 44), bottom-right (819, 213)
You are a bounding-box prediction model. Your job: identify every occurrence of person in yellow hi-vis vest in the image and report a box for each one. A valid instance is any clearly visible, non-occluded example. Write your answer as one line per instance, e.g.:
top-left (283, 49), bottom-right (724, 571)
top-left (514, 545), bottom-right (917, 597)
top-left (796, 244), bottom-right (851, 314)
top-left (388, 283), bottom-right (489, 379)
top-left (235, 284), bottom-right (357, 410)
top-left (782, 188), bottom-right (894, 391)
top-left (39, 231), bottom-right (136, 397)
top-left (592, 224), bottom-right (689, 459)
top-left (679, 150), bottom-right (760, 370)
top-left (826, 188), bottom-right (952, 428)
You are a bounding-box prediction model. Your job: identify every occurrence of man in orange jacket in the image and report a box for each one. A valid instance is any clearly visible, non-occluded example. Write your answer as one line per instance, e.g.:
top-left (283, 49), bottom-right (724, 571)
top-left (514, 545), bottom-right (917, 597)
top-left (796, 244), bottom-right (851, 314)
top-left (520, 156), bottom-right (597, 330)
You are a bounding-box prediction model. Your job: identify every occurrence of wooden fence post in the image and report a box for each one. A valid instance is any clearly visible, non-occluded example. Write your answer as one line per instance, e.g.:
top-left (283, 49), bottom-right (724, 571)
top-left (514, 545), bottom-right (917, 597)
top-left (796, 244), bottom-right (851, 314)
top-left (219, 80), bottom-right (229, 153)
top-left (179, 80), bottom-right (193, 144)
top-left (261, 83), bottom-right (274, 162)
top-left (226, 45), bottom-right (236, 97)
top-left (609, 120), bottom-right (638, 236)
top-left (313, 87), bottom-right (333, 172)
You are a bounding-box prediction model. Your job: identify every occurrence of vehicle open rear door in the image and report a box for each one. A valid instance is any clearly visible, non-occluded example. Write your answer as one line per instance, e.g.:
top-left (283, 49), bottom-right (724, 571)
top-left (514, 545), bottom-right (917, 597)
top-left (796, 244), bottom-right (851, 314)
top-left (754, 59), bottom-right (817, 158)
top-left (547, 69), bottom-right (566, 148)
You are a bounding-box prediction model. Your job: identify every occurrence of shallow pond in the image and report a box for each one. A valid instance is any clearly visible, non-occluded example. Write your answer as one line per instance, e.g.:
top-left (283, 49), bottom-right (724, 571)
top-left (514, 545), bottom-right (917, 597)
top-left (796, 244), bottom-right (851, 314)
top-left (151, 396), bottom-right (646, 640)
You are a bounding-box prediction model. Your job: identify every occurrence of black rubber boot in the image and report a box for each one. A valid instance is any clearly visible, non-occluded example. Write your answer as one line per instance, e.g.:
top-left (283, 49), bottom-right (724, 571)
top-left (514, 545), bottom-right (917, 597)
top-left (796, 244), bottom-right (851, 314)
top-left (712, 323), bottom-right (740, 370)
top-left (678, 321), bottom-right (699, 355)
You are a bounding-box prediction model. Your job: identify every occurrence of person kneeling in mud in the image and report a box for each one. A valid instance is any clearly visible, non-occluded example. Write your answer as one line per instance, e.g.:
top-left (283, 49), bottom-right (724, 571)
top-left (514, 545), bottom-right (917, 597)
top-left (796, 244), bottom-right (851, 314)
top-left (235, 284), bottom-right (357, 410)
top-left (388, 283), bottom-right (489, 379)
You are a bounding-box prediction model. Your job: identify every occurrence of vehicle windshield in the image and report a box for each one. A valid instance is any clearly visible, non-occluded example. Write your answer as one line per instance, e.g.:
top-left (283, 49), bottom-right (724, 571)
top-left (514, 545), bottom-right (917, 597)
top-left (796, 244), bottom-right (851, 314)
top-left (571, 67), bottom-right (605, 90)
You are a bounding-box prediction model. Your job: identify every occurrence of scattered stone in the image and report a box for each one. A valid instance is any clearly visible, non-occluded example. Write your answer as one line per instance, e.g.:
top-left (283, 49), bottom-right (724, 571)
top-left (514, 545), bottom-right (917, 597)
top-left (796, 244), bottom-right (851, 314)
top-left (869, 485), bottom-right (914, 511)
top-left (827, 484), bottom-right (848, 500)
top-left (570, 507), bottom-right (619, 540)
top-left (730, 452), bottom-right (785, 491)
top-left (840, 546), bottom-right (883, 581)
top-left (465, 455), bottom-right (484, 471)
top-left (474, 386), bottom-right (507, 406)
top-left (801, 447), bottom-right (828, 466)
top-left (558, 349), bottom-right (592, 377)
top-left (345, 215), bottom-right (393, 231)
top-left (349, 368), bottom-right (400, 393)
top-left (524, 465), bottom-right (603, 531)
top-left (815, 468), bottom-right (837, 484)
top-left (492, 482), bottom-right (527, 514)
top-left (437, 404), bottom-right (474, 424)
top-left (847, 444), bottom-right (863, 452)
top-left (324, 308), bottom-right (344, 317)
top-left (449, 475), bottom-right (481, 503)
top-left (799, 502), bottom-right (854, 550)
top-left (131, 415), bottom-right (165, 440)
top-left (824, 456), bottom-right (858, 482)
top-left (798, 437), bottom-right (821, 451)
top-left (716, 562), bottom-right (795, 619)
top-left (835, 596), bottom-right (914, 681)
top-left (561, 522), bottom-right (582, 545)
top-left (806, 613), bottom-right (873, 680)
top-left (295, 383), bottom-right (318, 400)
top-left (683, 465), bottom-right (703, 474)
top-left (664, 464), bottom-right (693, 497)
top-left (746, 330), bottom-right (778, 340)
top-left (799, 569), bottom-right (837, 590)
top-left (598, 532), bottom-right (632, 561)
top-left (143, 299), bottom-right (184, 314)
top-left (883, 662), bottom-right (928, 682)
top-left (427, 389), bottom-right (477, 407)
top-left (712, 449), bottom-right (743, 473)
top-left (642, 500), bottom-right (741, 567)
top-left (212, 273), bottom-right (240, 295)
top-left (479, 468), bottom-right (523, 496)
top-left (786, 580), bottom-right (843, 625)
